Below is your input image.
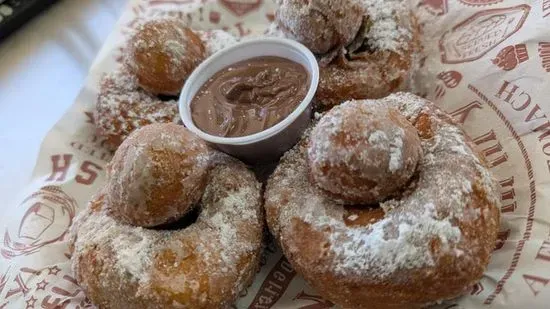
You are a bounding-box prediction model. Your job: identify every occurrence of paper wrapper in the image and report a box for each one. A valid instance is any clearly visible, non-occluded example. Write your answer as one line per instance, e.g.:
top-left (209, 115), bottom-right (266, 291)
top-left (1, 0), bottom-right (550, 308)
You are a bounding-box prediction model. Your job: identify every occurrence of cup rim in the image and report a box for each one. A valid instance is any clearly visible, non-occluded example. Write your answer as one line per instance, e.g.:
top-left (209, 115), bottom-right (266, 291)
top-left (178, 37), bottom-right (319, 146)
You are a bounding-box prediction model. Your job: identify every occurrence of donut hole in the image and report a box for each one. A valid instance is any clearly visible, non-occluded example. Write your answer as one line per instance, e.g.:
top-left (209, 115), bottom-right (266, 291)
top-left (152, 206), bottom-right (201, 231)
top-left (126, 20), bottom-right (206, 96)
top-left (106, 123), bottom-right (210, 228)
top-left (276, 0), bottom-right (363, 55)
top-left (308, 101), bottom-right (423, 205)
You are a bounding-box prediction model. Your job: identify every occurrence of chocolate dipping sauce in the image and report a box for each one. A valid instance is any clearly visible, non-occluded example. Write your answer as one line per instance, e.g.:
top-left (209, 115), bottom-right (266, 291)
top-left (190, 56), bottom-right (309, 137)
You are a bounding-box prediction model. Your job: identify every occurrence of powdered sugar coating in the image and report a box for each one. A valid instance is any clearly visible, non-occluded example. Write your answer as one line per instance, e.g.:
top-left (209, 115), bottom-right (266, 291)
top-left (358, 0), bottom-right (413, 52)
top-left (95, 68), bottom-right (180, 150)
top-left (264, 22), bottom-right (287, 38)
top-left (388, 127), bottom-right (405, 172)
top-left (70, 152), bottom-right (263, 308)
top-left (308, 101), bottom-right (422, 204)
top-left (197, 29), bottom-right (238, 56)
top-left (265, 93), bottom-right (500, 308)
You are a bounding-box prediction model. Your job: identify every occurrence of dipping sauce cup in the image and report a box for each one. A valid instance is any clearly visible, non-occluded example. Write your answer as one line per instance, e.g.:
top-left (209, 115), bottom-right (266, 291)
top-left (179, 37), bottom-right (319, 164)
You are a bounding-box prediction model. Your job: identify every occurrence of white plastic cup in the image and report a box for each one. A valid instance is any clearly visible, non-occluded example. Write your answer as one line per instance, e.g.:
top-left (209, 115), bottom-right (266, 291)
top-left (179, 37), bottom-right (319, 164)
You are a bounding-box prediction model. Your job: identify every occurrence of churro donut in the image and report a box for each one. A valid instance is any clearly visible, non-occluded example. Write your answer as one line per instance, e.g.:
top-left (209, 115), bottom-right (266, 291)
top-left (105, 123), bottom-right (209, 227)
top-left (126, 19), bottom-right (206, 95)
top-left (70, 125), bottom-right (263, 309)
top-left (308, 102), bottom-right (422, 204)
top-left (314, 0), bottom-right (419, 108)
top-left (95, 29), bottom-right (237, 150)
top-left (276, 0), bottom-right (363, 54)
top-left (265, 93), bottom-right (500, 309)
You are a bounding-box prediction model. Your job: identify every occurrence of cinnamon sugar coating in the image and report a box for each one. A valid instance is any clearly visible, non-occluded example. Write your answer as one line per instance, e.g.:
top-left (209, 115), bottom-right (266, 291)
top-left (126, 19), bottom-right (205, 95)
top-left (308, 101), bottom-right (422, 204)
top-left (105, 123), bottom-right (210, 227)
top-left (265, 93), bottom-right (500, 309)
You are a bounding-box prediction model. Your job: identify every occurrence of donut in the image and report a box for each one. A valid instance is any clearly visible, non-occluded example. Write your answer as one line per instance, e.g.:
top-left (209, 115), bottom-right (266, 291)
top-left (70, 125), bottom-right (264, 309)
top-left (275, 0), bottom-right (363, 54)
top-left (105, 123), bottom-right (210, 227)
top-left (125, 19), bottom-right (206, 95)
top-left (314, 0), bottom-right (420, 108)
top-left (265, 93), bottom-right (500, 309)
top-left (95, 27), bottom-right (238, 150)
top-left (94, 68), bottom-right (180, 150)
top-left (308, 102), bottom-right (422, 204)
top-left (315, 48), bottom-right (416, 108)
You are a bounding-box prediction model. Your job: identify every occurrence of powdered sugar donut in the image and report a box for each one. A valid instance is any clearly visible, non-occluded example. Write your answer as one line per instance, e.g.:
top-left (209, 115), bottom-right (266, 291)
top-left (95, 26), bottom-right (238, 150)
top-left (105, 123), bottom-right (210, 227)
top-left (125, 19), bottom-right (206, 95)
top-left (314, 0), bottom-right (420, 108)
top-left (308, 101), bottom-right (422, 204)
top-left (265, 93), bottom-right (500, 309)
top-left (276, 0), bottom-right (363, 54)
top-left (70, 131), bottom-right (263, 308)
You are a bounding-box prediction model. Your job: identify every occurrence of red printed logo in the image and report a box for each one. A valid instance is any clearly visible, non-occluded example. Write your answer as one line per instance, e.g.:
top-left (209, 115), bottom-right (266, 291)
top-left (439, 5), bottom-right (530, 64)
top-left (438, 70), bottom-right (462, 88)
top-left (434, 70), bottom-right (462, 100)
top-left (1, 266), bottom-right (93, 309)
top-left (459, 0), bottom-right (503, 6)
top-left (209, 10), bottom-right (221, 23)
top-left (492, 44), bottom-right (528, 71)
top-left (544, 0), bottom-right (550, 18)
top-left (219, 0), bottom-right (262, 17)
top-left (1, 186), bottom-right (77, 259)
top-left (418, 0), bottom-right (448, 16)
top-left (538, 42), bottom-right (550, 72)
